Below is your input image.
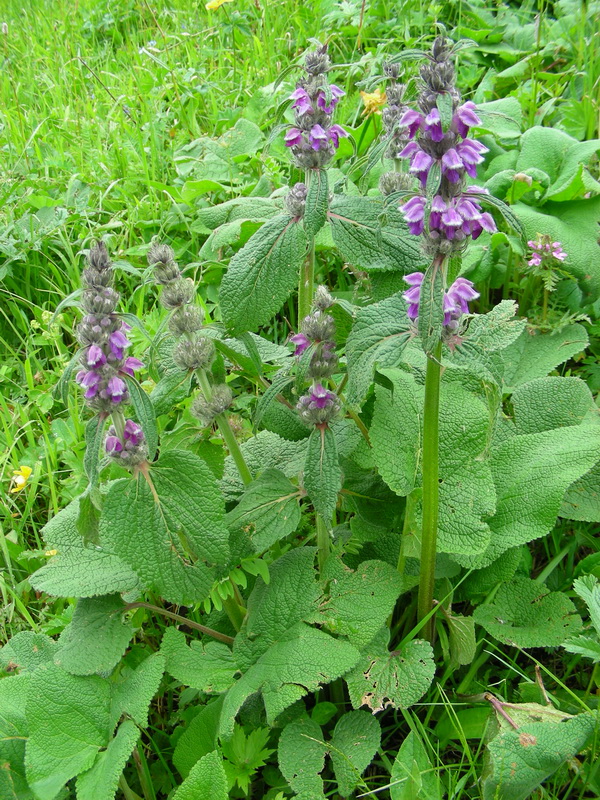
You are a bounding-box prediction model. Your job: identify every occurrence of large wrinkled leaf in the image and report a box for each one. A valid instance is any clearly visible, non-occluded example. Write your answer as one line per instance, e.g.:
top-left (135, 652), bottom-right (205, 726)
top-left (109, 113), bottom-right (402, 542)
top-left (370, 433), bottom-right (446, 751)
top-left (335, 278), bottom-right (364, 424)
top-left (101, 450), bottom-right (229, 605)
top-left (172, 750), bottom-right (228, 800)
top-left (561, 462), bottom-right (600, 522)
top-left (345, 628), bottom-right (435, 712)
top-left (0, 632), bottom-right (58, 672)
top-left (55, 595), bottom-right (134, 676)
top-left (512, 376), bottom-right (595, 434)
top-left (0, 673), bottom-right (31, 800)
top-left (75, 720), bottom-right (140, 800)
top-left (220, 214), bottom-right (307, 334)
top-left (329, 711), bottom-right (381, 798)
top-left (329, 195), bottom-right (426, 272)
top-left (161, 627), bottom-right (237, 693)
top-left (390, 730), bottom-right (441, 800)
top-left (320, 559), bottom-right (403, 648)
top-left (226, 468), bottom-right (302, 552)
top-left (174, 118), bottom-right (264, 182)
top-left (474, 577), bottom-right (581, 647)
top-left (30, 499), bottom-right (140, 599)
top-left (108, 653), bottom-right (165, 730)
top-left (278, 716), bottom-right (326, 799)
top-left (482, 710), bottom-right (597, 800)
top-left (173, 697), bottom-right (223, 778)
top-left (346, 292), bottom-right (412, 408)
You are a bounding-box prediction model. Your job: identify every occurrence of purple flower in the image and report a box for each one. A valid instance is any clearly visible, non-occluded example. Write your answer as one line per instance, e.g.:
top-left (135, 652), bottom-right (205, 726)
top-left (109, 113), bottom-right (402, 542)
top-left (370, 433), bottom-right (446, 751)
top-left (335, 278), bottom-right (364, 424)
top-left (527, 237), bottom-right (568, 266)
top-left (290, 332), bottom-right (310, 356)
top-left (399, 109), bottom-right (424, 138)
top-left (310, 383), bottom-right (336, 408)
top-left (424, 108), bottom-right (444, 142)
top-left (290, 87), bottom-right (313, 115)
top-left (403, 272), bottom-right (425, 320)
top-left (403, 272), bottom-right (479, 326)
top-left (308, 124), bottom-right (329, 151)
top-left (106, 376), bottom-right (127, 404)
top-left (453, 101), bottom-right (481, 138)
top-left (105, 436), bottom-right (123, 455)
top-left (284, 128), bottom-right (303, 147)
top-left (76, 369), bottom-right (101, 399)
top-left (328, 124), bottom-right (348, 148)
top-left (120, 356), bottom-right (144, 377)
top-left (87, 344), bottom-right (106, 367)
top-left (316, 84), bottom-right (345, 114)
top-left (401, 196), bottom-right (427, 235)
top-left (109, 328), bottom-right (131, 359)
top-left (401, 192), bottom-right (497, 242)
top-left (124, 419), bottom-right (144, 446)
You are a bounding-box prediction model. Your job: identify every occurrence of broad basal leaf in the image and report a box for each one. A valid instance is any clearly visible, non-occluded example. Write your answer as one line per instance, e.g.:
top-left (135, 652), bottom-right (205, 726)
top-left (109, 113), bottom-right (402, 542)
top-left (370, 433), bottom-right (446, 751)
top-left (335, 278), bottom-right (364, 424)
top-left (226, 468), bottom-right (302, 552)
top-left (512, 376), bottom-right (595, 435)
top-left (75, 720), bottom-right (140, 800)
top-left (173, 697), bottom-right (223, 778)
top-left (278, 716), bottom-right (326, 799)
top-left (346, 292), bottom-right (412, 408)
top-left (0, 632), bottom-right (58, 673)
top-left (473, 577), bottom-right (582, 648)
top-left (329, 711), bottom-right (381, 798)
top-left (55, 594), bottom-right (134, 676)
top-left (220, 214), bottom-right (307, 334)
top-left (101, 450), bottom-right (229, 605)
top-left (161, 627), bottom-right (237, 693)
top-left (329, 195), bottom-right (426, 273)
top-left (320, 559), bottom-right (403, 648)
top-left (109, 653), bottom-right (165, 731)
top-left (172, 750), bottom-right (228, 800)
top-left (561, 462), bottom-right (600, 523)
top-left (345, 628), bottom-right (435, 712)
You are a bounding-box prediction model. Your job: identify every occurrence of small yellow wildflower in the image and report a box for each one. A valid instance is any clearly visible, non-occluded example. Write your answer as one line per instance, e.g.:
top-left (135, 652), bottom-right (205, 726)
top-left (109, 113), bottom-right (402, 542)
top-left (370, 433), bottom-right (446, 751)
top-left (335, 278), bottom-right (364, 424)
top-left (45, 549), bottom-right (58, 557)
top-left (360, 88), bottom-right (386, 116)
top-left (205, 0), bottom-right (234, 9)
top-left (10, 465), bottom-right (32, 493)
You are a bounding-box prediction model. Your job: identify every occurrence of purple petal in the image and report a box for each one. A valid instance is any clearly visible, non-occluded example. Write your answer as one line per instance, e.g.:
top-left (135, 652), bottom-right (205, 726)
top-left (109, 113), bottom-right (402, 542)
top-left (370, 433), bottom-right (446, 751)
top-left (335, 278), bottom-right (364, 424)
top-left (284, 128), bottom-right (303, 147)
top-left (404, 272), bottom-right (425, 286)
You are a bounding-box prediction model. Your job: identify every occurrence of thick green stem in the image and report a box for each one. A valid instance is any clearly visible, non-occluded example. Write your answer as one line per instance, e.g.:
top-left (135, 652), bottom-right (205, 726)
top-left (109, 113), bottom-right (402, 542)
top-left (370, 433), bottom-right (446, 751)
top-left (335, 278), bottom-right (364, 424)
top-left (316, 513), bottom-right (330, 574)
top-left (417, 340), bottom-right (443, 642)
top-left (196, 368), bottom-right (252, 486)
top-left (298, 169), bottom-right (315, 322)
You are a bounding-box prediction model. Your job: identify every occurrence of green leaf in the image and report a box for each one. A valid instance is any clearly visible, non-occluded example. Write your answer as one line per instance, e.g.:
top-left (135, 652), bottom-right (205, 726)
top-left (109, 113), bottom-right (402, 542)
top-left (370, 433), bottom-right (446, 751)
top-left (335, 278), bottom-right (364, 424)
top-left (55, 595), bottom-right (134, 676)
top-left (30, 499), bottom-right (141, 599)
top-left (278, 716), bottom-right (326, 799)
top-left (329, 195), bottom-right (425, 272)
top-left (346, 292), bottom-right (412, 408)
top-left (173, 697), bottom-right (223, 778)
top-left (371, 369), bottom-right (421, 497)
top-left (174, 118), bottom-right (264, 182)
top-left (226, 468), bottom-right (302, 552)
top-left (76, 490), bottom-right (101, 546)
top-left (572, 575), bottom-right (600, 637)
top-left (480, 425), bottom-right (600, 565)
top-left (455, 300), bottom-right (525, 359)
top-left (123, 375), bottom-right (158, 460)
top-left (0, 632), bottom-right (58, 672)
top-left (561, 462), bottom-right (600, 523)
top-left (329, 711), bottom-right (381, 798)
top-left (109, 653), bottom-right (165, 730)
top-left (436, 461), bottom-right (495, 557)
top-left (562, 635), bottom-right (600, 662)
top-left (321, 559), bottom-right (403, 648)
top-left (512, 376), bottom-right (595, 434)
top-left (304, 170), bottom-right (329, 239)
top-left (83, 416), bottom-right (106, 487)
top-left (482, 711), bottom-right (597, 800)
top-left (101, 450), bottom-right (229, 605)
top-left (25, 664), bottom-right (111, 800)
top-left (512, 199), bottom-right (600, 301)
top-left (0, 673), bottom-right (31, 800)
top-left (75, 720), bottom-right (140, 800)
top-left (304, 426), bottom-right (341, 523)
top-left (161, 627), bottom-right (237, 693)
top-left (345, 628), bottom-right (435, 712)
top-left (390, 730), bottom-right (441, 800)
top-left (445, 613), bottom-right (476, 667)
top-left (499, 323), bottom-right (589, 391)
top-left (473, 577), bottom-right (582, 647)
top-left (220, 214), bottom-right (307, 334)
top-left (172, 750), bottom-right (228, 800)
top-left (219, 623), bottom-right (360, 739)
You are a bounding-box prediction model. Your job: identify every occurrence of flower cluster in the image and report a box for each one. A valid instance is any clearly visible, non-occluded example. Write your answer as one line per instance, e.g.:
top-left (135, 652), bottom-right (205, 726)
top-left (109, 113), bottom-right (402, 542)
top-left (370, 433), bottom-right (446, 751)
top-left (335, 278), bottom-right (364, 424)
top-left (528, 237), bottom-right (567, 267)
top-left (75, 242), bottom-right (143, 412)
top-left (293, 287), bottom-right (341, 427)
top-left (190, 384), bottom-right (233, 428)
top-left (404, 272), bottom-right (479, 332)
top-left (396, 37), bottom-right (497, 255)
top-left (284, 43), bottom-right (348, 169)
top-left (149, 243), bottom-right (215, 372)
top-left (106, 419), bottom-right (148, 468)
top-left (377, 63), bottom-right (417, 197)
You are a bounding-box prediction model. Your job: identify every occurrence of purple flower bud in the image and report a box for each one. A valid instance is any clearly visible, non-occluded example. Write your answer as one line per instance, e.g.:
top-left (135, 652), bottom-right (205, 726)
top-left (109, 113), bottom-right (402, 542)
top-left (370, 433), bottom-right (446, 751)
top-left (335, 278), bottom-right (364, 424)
top-left (285, 128), bottom-right (303, 147)
top-left (290, 87), bottom-right (313, 115)
top-left (87, 344), bottom-right (106, 367)
top-left (316, 84), bottom-right (345, 114)
top-left (290, 332), bottom-right (310, 356)
top-left (308, 124), bottom-right (329, 151)
top-left (297, 383), bottom-right (341, 426)
top-left (124, 419), bottom-right (144, 446)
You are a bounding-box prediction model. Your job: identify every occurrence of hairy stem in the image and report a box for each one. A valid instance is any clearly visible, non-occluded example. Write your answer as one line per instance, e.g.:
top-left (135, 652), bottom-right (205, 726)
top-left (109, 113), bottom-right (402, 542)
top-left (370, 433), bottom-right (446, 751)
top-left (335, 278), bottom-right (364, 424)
top-left (417, 339), bottom-right (443, 642)
top-left (124, 601), bottom-right (234, 645)
top-left (316, 513), bottom-right (330, 574)
top-left (298, 169), bottom-right (315, 322)
top-left (196, 368), bottom-right (252, 486)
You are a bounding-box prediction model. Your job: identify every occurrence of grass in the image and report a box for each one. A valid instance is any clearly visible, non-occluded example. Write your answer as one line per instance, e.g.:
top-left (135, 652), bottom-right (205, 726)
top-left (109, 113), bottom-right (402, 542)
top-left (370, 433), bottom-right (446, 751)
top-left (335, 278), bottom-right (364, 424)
top-left (1, 0), bottom-right (599, 797)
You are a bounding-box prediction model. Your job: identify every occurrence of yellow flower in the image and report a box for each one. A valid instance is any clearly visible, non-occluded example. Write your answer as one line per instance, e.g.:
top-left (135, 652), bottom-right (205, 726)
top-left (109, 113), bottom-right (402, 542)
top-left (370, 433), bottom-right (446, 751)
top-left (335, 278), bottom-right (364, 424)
top-left (45, 549), bottom-right (58, 557)
top-left (360, 88), bottom-right (387, 116)
top-left (205, 0), bottom-right (234, 9)
top-left (10, 465), bottom-right (32, 493)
